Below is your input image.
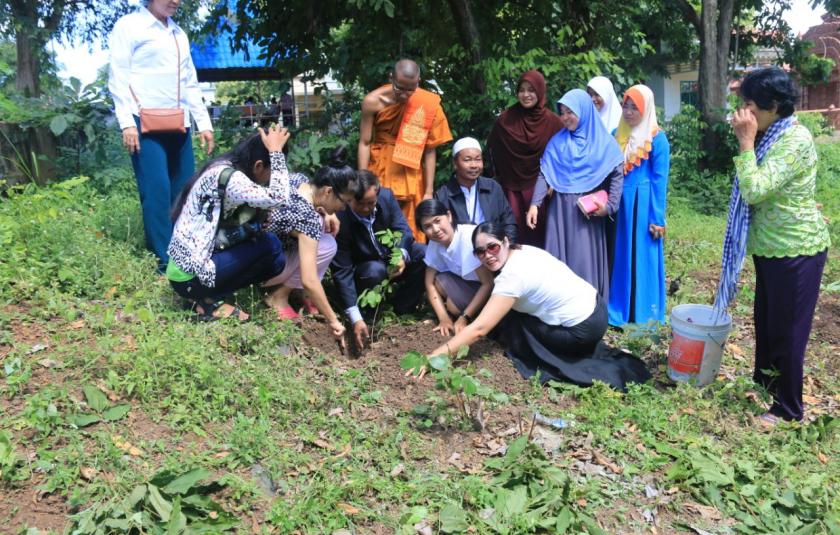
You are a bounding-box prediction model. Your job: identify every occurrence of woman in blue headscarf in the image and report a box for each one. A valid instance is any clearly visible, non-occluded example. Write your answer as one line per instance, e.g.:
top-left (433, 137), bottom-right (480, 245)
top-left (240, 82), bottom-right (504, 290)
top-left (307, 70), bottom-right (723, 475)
top-left (526, 89), bottom-right (624, 300)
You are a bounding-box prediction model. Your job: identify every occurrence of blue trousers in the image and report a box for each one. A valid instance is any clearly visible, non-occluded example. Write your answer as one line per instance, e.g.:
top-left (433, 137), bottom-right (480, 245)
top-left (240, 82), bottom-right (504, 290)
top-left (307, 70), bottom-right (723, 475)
top-left (170, 233), bottom-right (286, 302)
top-left (131, 116), bottom-right (195, 271)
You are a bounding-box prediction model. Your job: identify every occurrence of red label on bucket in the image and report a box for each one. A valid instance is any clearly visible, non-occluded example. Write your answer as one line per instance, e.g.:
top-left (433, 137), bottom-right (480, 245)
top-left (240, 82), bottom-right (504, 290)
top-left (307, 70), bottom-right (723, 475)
top-left (668, 334), bottom-right (705, 374)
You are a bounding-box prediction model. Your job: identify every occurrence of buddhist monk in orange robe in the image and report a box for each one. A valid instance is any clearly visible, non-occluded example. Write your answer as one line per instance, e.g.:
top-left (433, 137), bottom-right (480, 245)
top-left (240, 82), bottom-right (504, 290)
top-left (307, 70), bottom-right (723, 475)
top-left (358, 59), bottom-right (453, 239)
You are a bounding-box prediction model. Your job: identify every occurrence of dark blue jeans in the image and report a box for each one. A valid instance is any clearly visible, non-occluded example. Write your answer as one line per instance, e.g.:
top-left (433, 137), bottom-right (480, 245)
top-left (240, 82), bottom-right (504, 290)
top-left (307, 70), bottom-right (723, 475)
top-left (130, 116), bottom-right (195, 271)
top-left (170, 233), bottom-right (286, 302)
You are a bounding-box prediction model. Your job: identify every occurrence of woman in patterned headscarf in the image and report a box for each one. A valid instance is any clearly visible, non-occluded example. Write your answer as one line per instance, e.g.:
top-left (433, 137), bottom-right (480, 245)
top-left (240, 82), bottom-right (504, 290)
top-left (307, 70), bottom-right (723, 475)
top-left (487, 70), bottom-right (563, 247)
top-left (608, 85), bottom-right (671, 327)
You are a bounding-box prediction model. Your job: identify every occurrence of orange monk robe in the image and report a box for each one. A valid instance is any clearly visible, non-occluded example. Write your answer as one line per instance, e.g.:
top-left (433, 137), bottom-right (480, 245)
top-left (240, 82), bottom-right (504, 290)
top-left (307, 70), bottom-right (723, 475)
top-left (367, 88), bottom-right (453, 239)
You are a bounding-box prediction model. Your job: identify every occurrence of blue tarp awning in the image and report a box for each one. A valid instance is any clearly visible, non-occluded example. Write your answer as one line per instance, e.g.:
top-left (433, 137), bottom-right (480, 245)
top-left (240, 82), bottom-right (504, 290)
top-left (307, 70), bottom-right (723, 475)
top-left (190, 6), bottom-right (284, 82)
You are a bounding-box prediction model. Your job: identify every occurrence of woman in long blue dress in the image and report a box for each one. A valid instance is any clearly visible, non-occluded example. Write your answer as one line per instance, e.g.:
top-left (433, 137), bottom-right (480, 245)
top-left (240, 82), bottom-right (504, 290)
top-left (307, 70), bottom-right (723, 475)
top-left (608, 85), bottom-right (670, 326)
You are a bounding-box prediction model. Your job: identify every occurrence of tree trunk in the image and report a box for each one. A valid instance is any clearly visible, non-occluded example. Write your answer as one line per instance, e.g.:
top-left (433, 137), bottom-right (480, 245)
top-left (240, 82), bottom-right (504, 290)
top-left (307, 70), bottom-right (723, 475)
top-left (687, 0), bottom-right (736, 166)
top-left (447, 0), bottom-right (486, 94)
top-left (9, 0), bottom-right (60, 183)
top-left (14, 24), bottom-right (41, 97)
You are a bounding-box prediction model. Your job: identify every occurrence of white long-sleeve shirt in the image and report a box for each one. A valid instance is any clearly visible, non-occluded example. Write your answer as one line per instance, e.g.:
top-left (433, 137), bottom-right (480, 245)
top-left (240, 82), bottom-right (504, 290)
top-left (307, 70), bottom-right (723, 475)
top-left (108, 8), bottom-right (212, 132)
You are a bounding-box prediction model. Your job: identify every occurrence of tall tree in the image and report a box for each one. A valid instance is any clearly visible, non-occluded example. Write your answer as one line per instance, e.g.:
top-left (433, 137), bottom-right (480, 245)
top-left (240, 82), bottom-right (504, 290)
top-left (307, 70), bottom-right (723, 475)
top-left (0, 0), bottom-right (132, 182)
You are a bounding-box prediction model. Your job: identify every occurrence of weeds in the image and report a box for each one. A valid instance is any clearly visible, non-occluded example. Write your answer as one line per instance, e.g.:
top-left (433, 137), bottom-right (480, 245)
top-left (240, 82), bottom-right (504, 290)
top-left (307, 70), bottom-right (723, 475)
top-left (68, 469), bottom-right (238, 534)
top-left (356, 228), bottom-right (404, 341)
top-left (401, 347), bottom-right (509, 431)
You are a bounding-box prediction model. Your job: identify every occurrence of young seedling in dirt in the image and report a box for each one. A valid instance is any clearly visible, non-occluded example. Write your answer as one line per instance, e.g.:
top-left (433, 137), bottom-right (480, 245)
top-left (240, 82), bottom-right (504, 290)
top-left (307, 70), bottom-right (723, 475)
top-left (401, 346), bottom-right (509, 432)
top-left (356, 229), bottom-right (403, 344)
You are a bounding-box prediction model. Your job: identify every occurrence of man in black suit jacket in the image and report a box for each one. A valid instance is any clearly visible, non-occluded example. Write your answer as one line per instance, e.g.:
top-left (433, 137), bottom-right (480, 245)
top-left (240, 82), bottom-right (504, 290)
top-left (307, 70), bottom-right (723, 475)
top-left (331, 170), bottom-right (426, 349)
top-left (434, 136), bottom-right (518, 242)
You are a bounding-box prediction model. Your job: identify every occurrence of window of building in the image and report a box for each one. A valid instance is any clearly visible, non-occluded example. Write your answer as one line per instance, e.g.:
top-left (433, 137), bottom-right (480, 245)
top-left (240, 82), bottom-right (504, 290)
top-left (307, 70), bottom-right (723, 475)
top-left (680, 80), bottom-right (699, 108)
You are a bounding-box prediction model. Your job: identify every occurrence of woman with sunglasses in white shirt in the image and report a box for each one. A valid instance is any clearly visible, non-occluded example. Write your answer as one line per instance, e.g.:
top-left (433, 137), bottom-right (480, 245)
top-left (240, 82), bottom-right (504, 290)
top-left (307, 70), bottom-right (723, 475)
top-left (409, 222), bottom-right (651, 391)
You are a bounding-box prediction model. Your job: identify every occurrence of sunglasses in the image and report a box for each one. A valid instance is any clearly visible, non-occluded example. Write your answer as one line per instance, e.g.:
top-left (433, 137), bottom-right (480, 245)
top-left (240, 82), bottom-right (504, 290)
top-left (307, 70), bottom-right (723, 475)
top-left (473, 242), bottom-right (502, 258)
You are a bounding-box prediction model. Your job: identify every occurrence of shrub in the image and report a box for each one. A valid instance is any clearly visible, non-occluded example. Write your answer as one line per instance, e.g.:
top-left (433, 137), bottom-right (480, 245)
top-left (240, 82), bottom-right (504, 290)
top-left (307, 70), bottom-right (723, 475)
top-left (796, 111), bottom-right (833, 139)
top-left (666, 106), bottom-right (732, 215)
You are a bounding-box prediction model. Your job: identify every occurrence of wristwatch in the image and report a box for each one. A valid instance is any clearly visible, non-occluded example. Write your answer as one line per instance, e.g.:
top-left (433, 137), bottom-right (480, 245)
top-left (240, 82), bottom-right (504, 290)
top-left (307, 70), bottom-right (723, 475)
top-left (460, 312), bottom-right (473, 323)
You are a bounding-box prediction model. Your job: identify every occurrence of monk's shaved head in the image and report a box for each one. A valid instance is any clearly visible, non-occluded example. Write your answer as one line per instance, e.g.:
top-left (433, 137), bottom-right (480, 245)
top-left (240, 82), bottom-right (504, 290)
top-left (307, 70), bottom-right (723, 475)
top-left (393, 59), bottom-right (420, 79)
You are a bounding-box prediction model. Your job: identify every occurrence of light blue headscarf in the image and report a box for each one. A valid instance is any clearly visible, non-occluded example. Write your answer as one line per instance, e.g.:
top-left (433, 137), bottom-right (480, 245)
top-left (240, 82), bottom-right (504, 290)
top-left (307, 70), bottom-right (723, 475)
top-left (540, 89), bottom-right (624, 193)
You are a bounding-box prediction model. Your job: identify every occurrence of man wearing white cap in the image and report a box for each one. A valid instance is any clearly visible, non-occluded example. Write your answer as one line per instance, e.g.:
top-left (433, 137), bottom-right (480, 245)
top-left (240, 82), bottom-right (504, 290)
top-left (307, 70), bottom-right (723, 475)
top-left (434, 137), bottom-right (518, 241)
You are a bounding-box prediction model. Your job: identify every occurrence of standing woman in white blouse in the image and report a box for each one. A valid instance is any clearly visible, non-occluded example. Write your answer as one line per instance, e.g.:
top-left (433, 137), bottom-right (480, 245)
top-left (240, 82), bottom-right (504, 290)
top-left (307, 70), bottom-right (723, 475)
top-left (108, 0), bottom-right (215, 272)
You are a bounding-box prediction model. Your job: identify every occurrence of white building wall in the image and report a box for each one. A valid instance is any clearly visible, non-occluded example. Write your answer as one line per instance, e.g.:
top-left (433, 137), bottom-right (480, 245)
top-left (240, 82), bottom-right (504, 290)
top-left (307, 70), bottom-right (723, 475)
top-left (661, 70), bottom-right (699, 119)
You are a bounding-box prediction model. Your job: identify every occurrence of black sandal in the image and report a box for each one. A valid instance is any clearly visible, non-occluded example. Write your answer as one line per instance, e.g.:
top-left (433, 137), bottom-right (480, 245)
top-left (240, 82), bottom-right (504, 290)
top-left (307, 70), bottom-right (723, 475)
top-left (188, 300), bottom-right (248, 322)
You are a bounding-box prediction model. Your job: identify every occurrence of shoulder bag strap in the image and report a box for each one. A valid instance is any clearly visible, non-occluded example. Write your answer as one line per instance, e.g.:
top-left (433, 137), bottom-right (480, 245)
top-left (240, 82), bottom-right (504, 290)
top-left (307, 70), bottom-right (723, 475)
top-left (215, 167), bottom-right (236, 224)
top-left (173, 31), bottom-right (180, 108)
top-left (128, 29), bottom-right (181, 109)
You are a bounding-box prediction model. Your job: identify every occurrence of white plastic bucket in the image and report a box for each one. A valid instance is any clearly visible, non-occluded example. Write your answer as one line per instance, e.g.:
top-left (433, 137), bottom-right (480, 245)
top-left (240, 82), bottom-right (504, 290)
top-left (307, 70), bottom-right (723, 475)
top-left (667, 304), bottom-right (732, 386)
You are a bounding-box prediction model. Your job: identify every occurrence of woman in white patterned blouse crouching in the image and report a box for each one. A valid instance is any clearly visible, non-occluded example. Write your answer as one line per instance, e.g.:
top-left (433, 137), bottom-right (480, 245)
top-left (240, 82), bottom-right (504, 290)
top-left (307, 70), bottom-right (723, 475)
top-left (166, 127), bottom-right (291, 321)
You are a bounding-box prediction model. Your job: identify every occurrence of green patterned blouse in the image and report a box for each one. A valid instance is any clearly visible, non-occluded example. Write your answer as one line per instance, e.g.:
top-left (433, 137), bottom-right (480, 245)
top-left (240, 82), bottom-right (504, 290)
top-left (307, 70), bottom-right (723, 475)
top-left (734, 124), bottom-right (831, 258)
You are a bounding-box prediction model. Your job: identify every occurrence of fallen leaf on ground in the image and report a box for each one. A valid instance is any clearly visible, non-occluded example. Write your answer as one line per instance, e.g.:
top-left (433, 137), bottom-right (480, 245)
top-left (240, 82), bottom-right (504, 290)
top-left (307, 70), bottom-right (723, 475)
top-left (817, 452), bottom-right (828, 464)
top-left (27, 343), bottom-right (48, 355)
top-left (70, 319), bottom-right (85, 329)
top-left (683, 502), bottom-right (723, 520)
top-left (593, 450), bottom-right (623, 474)
top-left (726, 343), bottom-right (744, 356)
top-left (332, 443), bottom-right (352, 459)
top-left (38, 359), bottom-right (61, 369)
top-left (312, 438), bottom-right (333, 451)
top-left (802, 394), bottom-right (820, 405)
top-left (336, 503), bottom-right (360, 515)
top-left (80, 466), bottom-right (97, 481)
top-left (328, 407), bottom-right (344, 417)
top-left (390, 463), bottom-right (405, 477)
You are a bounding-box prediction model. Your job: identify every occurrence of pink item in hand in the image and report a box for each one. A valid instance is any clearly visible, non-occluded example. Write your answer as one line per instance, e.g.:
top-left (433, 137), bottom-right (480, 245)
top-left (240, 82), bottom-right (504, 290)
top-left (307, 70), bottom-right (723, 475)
top-left (577, 190), bottom-right (608, 217)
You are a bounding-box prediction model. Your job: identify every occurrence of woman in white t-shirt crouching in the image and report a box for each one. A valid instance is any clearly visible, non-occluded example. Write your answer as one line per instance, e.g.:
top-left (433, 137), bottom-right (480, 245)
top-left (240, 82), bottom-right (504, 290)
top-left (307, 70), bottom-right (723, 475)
top-left (414, 222), bottom-right (651, 391)
top-left (416, 200), bottom-right (495, 336)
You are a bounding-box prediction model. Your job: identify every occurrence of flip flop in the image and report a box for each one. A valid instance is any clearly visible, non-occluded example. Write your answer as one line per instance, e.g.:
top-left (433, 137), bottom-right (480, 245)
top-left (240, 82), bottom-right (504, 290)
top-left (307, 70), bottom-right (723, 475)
top-left (276, 305), bottom-right (300, 320)
top-left (300, 298), bottom-right (319, 316)
top-left (756, 412), bottom-right (781, 428)
top-left (190, 300), bottom-right (248, 322)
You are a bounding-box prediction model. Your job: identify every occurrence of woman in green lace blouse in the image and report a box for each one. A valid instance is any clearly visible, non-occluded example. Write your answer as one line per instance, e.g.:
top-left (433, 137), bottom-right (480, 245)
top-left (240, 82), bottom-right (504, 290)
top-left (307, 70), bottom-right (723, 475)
top-left (729, 67), bottom-right (830, 425)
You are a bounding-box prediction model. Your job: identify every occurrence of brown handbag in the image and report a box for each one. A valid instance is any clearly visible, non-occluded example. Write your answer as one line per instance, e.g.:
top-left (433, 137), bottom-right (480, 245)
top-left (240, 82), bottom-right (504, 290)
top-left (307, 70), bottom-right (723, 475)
top-left (130, 33), bottom-right (185, 134)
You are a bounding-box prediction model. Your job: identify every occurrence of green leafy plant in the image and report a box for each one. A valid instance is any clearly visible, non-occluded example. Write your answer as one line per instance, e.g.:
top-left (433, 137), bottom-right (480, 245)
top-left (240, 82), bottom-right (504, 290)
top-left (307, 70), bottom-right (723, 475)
top-left (357, 229), bottom-right (404, 342)
top-left (0, 430), bottom-right (29, 483)
top-left (2, 355), bottom-right (32, 396)
top-left (796, 111), bottom-right (833, 138)
top-left (432, 437), bottom-right (601, 533)
top-left (68, 468), bottom-right (238, 534)
top-left (666, 105), bottom-right (732, 215)
top-left (69, 384), bottom-right (131, 428)
top-left (287, 132), bottom-right (348, 177)
top-left (401, 347), bottom-right (508, 431)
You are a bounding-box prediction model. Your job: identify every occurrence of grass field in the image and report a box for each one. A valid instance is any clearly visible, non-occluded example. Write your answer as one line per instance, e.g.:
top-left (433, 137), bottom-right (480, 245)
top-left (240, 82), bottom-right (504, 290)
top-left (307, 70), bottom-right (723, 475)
top-left (0, 153), bottom-right (837, 534)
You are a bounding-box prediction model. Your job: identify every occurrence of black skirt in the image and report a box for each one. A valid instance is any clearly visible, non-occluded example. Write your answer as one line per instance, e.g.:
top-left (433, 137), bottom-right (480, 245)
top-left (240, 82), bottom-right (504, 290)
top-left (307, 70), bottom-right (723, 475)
top-left (497, 296), bottom-right (651, 392)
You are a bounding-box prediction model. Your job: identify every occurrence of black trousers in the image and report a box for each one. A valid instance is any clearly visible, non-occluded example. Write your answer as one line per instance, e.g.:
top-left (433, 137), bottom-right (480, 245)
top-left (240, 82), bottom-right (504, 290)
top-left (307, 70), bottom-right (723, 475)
top-left (753, 249), bottom-right (827, 421)
top-left (498, 296), bottom-right (651, 391)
